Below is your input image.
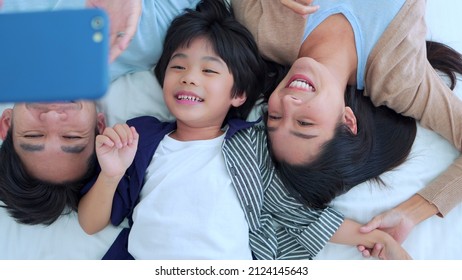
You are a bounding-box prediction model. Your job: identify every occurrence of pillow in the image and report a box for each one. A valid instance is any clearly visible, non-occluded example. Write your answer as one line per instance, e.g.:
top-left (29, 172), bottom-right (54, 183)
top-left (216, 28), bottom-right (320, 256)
top-left (98, 70), bottom-right (174, 127)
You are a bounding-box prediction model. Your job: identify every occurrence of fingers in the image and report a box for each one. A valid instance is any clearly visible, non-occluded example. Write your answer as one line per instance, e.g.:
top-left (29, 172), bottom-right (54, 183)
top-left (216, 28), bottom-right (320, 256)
top-left (117, 6), bottom-right (140, 51)
top-left (95, 134), bottom-right (115, 150)
top-left (130, 125), bottom-right (139, 146)
top-left (98, 124), bottom-right (137, 149)
top-left (109, 1), bottom-right (142, 62)
top-left (280, 0), bottom-right (319, 17)
top-left (370, 243), bottom-right (384, 259)
top-left (357, 245), bottom-right (372, 258)
top-left (109, 28), bottom-right (134, 62)
top-left (358, 243), bottom-right (385, 259)
top-left (359, 216), bottom-right (382, 233)
top-left (86, 0), bottom-right (142, 62)
top-left (361, 251), bottom-right (371, 258)
top-left (109, 33), bottom-right (126, 63)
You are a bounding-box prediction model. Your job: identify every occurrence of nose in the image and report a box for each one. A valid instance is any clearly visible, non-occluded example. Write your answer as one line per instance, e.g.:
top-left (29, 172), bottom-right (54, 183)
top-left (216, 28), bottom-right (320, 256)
top-left (282, 94), bottom-right (302, 107)
top-left (279, 94), bottom-right (303, 119)
top-left (181, 71), bottom-right (198, 86)
top-left (39, 109), bottom-right (68, 122)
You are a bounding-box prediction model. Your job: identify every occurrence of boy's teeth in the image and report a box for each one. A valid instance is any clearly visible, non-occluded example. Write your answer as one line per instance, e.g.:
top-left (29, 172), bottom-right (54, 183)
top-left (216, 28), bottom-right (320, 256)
top-left (177, 95), bottom-right (203, 102)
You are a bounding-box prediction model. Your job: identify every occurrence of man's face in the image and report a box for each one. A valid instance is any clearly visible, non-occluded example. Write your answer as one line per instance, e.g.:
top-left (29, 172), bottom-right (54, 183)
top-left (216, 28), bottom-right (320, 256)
top-left (0, 101), bottom-right (105, 183)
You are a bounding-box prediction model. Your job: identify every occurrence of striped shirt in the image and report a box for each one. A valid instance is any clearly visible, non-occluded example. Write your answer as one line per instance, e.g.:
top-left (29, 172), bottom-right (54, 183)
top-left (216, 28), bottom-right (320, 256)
top-left (83, 116), bottom-right (344, 259)
top-left (224, 119), bottom-right (344, 259)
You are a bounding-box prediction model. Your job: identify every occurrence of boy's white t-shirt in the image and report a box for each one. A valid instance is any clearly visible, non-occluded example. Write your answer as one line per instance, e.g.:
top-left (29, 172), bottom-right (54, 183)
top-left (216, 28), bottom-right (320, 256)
top-left (128, 133), bottom-right (252, 260)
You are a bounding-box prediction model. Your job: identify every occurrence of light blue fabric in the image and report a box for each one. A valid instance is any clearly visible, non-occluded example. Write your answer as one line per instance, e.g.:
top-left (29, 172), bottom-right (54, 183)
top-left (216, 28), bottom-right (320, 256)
top-left (1, 0), bottom-right (200, 81)
top-left (304, 0), bottom-right (405, 90)
top-left (1, 0), bottom-right (85, 11)
top-left (110, 0), bottom-right (200, 81)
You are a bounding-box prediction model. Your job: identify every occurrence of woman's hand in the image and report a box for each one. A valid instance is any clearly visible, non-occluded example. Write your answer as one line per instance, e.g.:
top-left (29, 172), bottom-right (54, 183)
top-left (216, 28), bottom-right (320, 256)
top-left (86, 0), bottom-right (142, 62)
top-left (280, 0), bottom-right (319, 17)
top-left (359, 194), bottom-right (439, 244)
top-left (360, 208), bottom-right (415, 244)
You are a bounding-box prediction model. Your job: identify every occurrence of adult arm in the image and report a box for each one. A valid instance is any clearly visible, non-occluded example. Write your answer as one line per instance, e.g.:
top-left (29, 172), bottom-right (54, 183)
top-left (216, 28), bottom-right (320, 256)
top-left (231, 0), bottom-right (307, 65)
top-left (360, 194), bottom-right (438, 244)
top-left (366, 0), bottom-right (462, 216)
top-left (364, 0), bottom-right (462, 239)
top-left (78, 124), bottom-right (138, 234)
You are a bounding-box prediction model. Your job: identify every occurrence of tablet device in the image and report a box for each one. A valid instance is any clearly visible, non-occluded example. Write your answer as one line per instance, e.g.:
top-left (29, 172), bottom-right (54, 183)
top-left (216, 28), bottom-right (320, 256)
top-left (0, 8), bottom-right (109, 102)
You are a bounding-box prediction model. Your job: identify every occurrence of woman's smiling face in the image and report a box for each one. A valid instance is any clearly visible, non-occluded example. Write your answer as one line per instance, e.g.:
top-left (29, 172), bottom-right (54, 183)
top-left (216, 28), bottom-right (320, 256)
top-left (267, 57), bottom-right (350, 164)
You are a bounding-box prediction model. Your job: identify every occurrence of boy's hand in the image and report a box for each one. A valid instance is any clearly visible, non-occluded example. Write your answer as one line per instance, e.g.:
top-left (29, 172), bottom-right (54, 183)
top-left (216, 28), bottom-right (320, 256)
top-left (86, 0), bottom-right (142, 62)
top-left (96, 123), bottom-right (139, 178)
top-left (357, 243), bottom-right (383, 258)
top-left (358, 236), bottom-right (412, 260)
top-left (280, 0), bottom-right (319, 17)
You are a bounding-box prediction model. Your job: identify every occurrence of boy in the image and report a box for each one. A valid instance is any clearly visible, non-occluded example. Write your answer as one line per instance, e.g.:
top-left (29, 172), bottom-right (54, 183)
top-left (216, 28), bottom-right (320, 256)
top-left (78, 0), bottom-right (410, 260)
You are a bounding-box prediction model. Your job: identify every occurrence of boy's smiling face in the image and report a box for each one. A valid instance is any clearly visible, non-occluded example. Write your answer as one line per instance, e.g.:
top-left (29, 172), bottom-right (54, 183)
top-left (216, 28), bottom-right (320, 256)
top-left (162, 37), bottom-right (246, 136)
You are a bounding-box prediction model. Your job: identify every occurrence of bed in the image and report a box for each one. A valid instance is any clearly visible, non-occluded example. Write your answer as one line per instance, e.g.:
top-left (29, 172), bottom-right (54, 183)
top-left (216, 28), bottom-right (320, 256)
top-left (0, 0), bottom-right (461, 259)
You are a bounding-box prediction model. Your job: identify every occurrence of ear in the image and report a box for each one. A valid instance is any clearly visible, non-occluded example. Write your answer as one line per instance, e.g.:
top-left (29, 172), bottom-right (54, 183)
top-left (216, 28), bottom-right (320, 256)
top-left (0, 109), bottom-right (13, 140)
top-left (343, 106), bottom-right (357, 135)
top-left (231, 92), bottom-right (247, 108)
top-left (96, 112), bottom-right (106, 134)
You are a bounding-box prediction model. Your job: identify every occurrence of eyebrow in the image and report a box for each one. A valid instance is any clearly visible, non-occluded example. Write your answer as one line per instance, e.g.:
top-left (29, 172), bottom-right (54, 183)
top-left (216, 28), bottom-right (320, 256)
top-left (267, 126), bottom-right (318, 140)
top-left (19, 143), bottom-right (86, 154)
top-left (170, 53), bottom-right (225, 65)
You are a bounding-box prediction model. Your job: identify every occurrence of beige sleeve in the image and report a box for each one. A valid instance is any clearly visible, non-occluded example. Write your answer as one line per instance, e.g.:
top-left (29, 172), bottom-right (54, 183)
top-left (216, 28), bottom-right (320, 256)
top-left (231, 0), bottom-right (306, 65)
top-left (365, 0), bottom-right (462, 216)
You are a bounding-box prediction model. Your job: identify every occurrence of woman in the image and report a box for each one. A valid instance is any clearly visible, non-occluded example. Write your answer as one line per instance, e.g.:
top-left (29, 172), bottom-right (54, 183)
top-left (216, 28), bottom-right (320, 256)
top-left (232, 0), bottom-right (462, 252)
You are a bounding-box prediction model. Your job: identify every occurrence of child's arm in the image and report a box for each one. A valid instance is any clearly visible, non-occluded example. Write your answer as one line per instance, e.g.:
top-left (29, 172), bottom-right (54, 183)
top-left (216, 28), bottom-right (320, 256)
top-left (78, 123), bottom-right (138, 235)
top-left (330, 218), bottom-right (411, 260)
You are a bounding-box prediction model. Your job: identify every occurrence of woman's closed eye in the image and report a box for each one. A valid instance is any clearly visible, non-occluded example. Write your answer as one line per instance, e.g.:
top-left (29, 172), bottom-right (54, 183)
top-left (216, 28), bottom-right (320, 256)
top-left (268, 115), bottom-right (281, 120)
top-left (268, 115), bottom-right (313, 126)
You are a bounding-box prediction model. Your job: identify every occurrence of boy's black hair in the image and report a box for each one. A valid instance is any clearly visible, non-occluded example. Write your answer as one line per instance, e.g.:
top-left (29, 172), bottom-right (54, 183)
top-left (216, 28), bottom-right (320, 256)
top-left (155, 0), bottom-right (266, 121)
